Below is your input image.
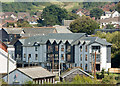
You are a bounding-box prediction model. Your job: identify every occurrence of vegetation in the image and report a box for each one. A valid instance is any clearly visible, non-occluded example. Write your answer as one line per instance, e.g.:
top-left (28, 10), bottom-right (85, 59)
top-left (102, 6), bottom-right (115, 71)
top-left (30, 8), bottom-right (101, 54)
top-left (70, 16), bottom-right (100, 35)
top-left (37, 5), bottom-right (78, 26)
top-left (90, 8), bottom-right (104, 19)
top-left (93, 31), bottom-right (120, 68)
top-left (17, 19), bottom-right (32, 27)
top-left (102, 75), bottom-right (116, 84)
top-left (106, 24), bottom-right (115, 29)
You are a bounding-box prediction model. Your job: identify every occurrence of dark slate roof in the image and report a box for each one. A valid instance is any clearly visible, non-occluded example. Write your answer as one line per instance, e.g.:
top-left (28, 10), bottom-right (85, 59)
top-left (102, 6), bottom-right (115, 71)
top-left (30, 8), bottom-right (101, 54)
top-left (17, 66), bottom-right (55, 79)
top-left (19, 33), bottom-right (111, 46)
top-left (61, 68), bottom-right (94, 79)
top-left (23, 33), bottom-right (86, 46)
top-left (21, 27), bottom-right (56, 37)
top-left (3, 27), bottom-right (56, 36)
top-left (80, 36), bottom-right (112, 46)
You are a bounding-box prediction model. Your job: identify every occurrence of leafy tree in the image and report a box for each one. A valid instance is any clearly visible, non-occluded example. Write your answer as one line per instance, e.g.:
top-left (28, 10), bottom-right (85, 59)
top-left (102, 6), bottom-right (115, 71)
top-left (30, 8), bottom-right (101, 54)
top-left (116, 2), bottom-right (120, 13)
top-left (70, 16), bottom-right (100, 35)
top-left (92, 31), bottom-right (120, 68)
top-left (90, 8), bottom-right (104, 19)
top-left (41, 5), bottom-right (68, 26)
top-left (67, 12), bottom-right (79, 20)
top-left (106, 24), bottom-right (115, 29)
top-left (71, 74), bottom-right (99, 84)
top-left (102, 75), bottom-right (116, 84)
top-left (17, 19), bottom-right (32, 27)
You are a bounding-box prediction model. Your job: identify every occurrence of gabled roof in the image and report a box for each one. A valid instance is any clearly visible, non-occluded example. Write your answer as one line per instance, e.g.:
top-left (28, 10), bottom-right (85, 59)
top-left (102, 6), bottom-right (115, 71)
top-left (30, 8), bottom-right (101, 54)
top-left (3, 66), bottom-right (55, 79)
top-left (23, 33), bottom-right (86, 46)
top-left (54, 26), bottom-right (72, 33)
top-left (80, 36), bottom-right (112, 46)
top-left (61, 68), bottom-right (94, 79)
top-left (17, 66), bottom-right (55, 79)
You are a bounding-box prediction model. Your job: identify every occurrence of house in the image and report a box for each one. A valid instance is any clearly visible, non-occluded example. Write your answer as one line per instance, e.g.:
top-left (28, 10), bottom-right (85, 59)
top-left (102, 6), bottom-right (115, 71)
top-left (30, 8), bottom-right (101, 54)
top-left (3, 66), bottom-right (55, 84)
top-left (98, 17), bottom-right (120, 28)
top-left (95, 29), bottom-right (120, 33)
top-left (53, 25), bottom-right (72, 33)
top-left (8, 33), bottom-right (112, 72)
top-left (2, 27), bottom-right (72, 39)
top-left (18, 12), bottom-right (31, 22)
top-left (60, 68), bottom-right (94, 82)
top-left (0, 40), bottom-right (16, 74)
top-left (62, 20), bottom-right (74, 27)
top-left (100, 11), bottom-right (120, 19)
top-left (76, 11), bottom-right (84, 17)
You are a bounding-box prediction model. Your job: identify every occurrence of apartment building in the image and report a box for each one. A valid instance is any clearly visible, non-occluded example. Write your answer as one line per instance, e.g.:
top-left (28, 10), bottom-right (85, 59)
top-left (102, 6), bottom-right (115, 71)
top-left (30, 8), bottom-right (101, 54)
top-left (8, 33), bottom-right (112, 72)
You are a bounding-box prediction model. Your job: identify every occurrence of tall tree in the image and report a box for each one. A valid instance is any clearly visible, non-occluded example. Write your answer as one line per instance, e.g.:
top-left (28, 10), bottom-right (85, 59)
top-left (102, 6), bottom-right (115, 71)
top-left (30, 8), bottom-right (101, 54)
top-left (70, 16), bottom-right (100, 35)
top-left (90, 8), bottom-right (104, 19)
top-left (41, 5), bottom-right (68, 26)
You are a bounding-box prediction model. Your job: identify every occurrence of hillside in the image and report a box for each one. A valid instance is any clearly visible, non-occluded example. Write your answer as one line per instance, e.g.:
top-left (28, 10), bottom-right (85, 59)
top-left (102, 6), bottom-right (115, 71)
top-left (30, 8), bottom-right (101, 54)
top-left (2, 2), bottom-right (115, 15)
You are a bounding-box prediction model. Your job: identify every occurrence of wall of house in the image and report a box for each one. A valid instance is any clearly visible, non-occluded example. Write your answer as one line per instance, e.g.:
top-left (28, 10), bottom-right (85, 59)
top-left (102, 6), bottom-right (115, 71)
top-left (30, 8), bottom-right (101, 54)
top-left (112, 11), bottom-right (120, 18)
top-left (75, 42), bottom-right (89, 72)
top-left (3, 70), bottom-right (32, 84)
top-left (0, 48), bottom-right (16, 74)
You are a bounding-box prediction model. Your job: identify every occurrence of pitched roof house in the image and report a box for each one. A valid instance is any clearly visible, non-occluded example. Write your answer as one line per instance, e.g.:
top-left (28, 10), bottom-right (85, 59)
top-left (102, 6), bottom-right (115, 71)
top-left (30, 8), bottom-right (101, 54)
top-left (60, 68), bottom-right (94, 82)
top-left (3, 66), bottom-right (55, 84)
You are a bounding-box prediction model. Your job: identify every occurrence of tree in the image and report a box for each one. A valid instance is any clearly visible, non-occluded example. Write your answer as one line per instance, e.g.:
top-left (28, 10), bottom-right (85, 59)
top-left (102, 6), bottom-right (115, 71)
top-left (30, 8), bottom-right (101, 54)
top-left (70, 16), bottom-right (100, 35)
top-left (92, 31), bottom-right (120, 68)
top-left (90, 8), bottom-right (104, 19)
top-left (116, 2), bottom-right (120, 13)
top-left (41, 5), bottom-right (68, 26)
top-left (106, 24), bottom-right (115, 29)
top-left (17, 19), bottom-right (32, 27)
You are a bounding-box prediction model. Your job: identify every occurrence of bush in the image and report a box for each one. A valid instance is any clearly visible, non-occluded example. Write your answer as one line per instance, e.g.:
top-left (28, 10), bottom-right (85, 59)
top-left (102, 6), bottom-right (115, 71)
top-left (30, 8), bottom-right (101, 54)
top-left (102, 75), bottom-right (117, 84)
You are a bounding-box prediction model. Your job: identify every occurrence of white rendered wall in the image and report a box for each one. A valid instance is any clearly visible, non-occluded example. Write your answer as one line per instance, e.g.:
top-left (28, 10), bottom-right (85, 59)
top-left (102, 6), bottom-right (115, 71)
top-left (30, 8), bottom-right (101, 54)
top-left (0, 48), bottom-right (16, 74)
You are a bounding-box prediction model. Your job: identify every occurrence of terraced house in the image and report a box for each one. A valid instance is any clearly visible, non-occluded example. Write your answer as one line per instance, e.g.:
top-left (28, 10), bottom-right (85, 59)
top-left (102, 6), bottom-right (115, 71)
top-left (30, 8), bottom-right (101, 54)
top-left (8, 33), bottom-right (112, 72)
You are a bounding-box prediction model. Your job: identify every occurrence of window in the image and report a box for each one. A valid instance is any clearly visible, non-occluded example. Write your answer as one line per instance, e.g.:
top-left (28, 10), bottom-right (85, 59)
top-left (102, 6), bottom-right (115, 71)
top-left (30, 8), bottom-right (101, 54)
top-left (85, 64), bottom-right (87, 70)
top-left (55, 45), bottom-right (58, 52)
top-left (85, 46), bottom-right (87, 52)
top-left (61, 45), bottom-right (64, 51)
top-left (48, 45), bottom-right (53, 52)
top-left (35, 54), bottom-right (38, 60)
top-left (85, 55), bottom-right (87, 61)
top-left (55, 54), bottom-right (58, 60)
top-left (67, 54), bottom-right (71, 61)
top-left (61, 54), bottom-right (64, 60)
top-left (28, 54), bottom-right (31, 58)
top-left (80, 54), bottom-right (82, 61)
top-left (24, 54), bottom-right (26, 58)
top-left (81, 64), bottom-right (82, 68)
top-left (67, 45), bottom-right (71, 52)
top-left (80, 46), bottom-right (82, 52)
top-left (92, 46), bottom-right (100, 53)
top-left (35, 46), bottom-right (38, 51)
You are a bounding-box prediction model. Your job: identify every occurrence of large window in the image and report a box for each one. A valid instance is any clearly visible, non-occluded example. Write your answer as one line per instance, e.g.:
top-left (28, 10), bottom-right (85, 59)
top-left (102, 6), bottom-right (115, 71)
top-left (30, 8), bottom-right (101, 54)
top-left (28, 54), bottom-right (31, 58)
top-left (35, 46), bottom-right (38, 51)
top-left (92, 46), bottom-right (100, 53)
top-left (85, 64), bottom-right (87, 70)
top-left (35, 54), bottom-right (38, 60)
top-left (85, 46), bottom-right (87, 52)
top-left (81, 64), bottom-right (82, 68)
top-left (80, 46), bottom-right (82, 52)
top-left (61, 54), bottom-right (64, 60)
top-left (55, 54), bottom-right (58, 61)
top-left (61, 45), bottom-right (64, 51)
top-left (85, 55), bottom-right (87, 61)
top-left (55, 45), bottom-right (58, 52)
top-left (24, 54), bottom-right (26, 58)
top-left (48, 45), bottom-right (53, 52)
top-left (80, 54), bottom-right (82, 61)
top-left (67, 45), bottom-right (71, 52)
top-left (67, 54), bottom-right (71, 61)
